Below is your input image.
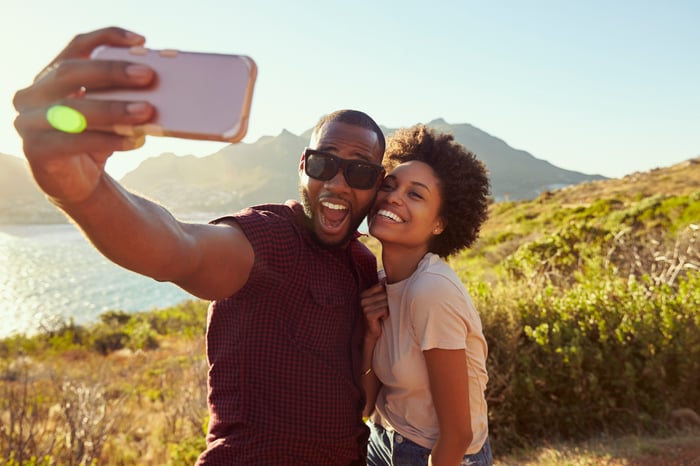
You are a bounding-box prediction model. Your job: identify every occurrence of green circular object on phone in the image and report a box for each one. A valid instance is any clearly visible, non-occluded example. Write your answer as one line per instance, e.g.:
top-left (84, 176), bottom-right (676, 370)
top-left (46, 105), bottom-right (87, 134)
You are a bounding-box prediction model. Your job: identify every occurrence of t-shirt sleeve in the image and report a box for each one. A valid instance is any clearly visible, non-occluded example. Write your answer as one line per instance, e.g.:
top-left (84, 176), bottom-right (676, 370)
top-left (407, 273), bottom-right (469, 351)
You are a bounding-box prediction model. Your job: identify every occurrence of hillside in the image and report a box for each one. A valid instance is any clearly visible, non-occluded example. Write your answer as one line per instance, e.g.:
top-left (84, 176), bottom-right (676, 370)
top-left (481, 156), bottom-right (699, 239)
top-left (540, 157), bottom-right (700, 205)
top-left (451, 156), bottom-right (700, 283)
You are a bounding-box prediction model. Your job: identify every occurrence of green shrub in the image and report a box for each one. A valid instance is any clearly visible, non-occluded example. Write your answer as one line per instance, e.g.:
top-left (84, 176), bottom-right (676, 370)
top-left (89, 328), bottom-right (129, 355)
top-left (166, 434), bottom-right (207, 465)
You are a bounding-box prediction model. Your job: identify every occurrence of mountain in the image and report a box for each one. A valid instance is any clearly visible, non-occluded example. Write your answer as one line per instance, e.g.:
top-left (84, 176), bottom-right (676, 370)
top-left (422, 119), bottom-right (605, 198)
top-left (0, 153), bottom-right (65, 223)
top-left (119, 120), bottom-right (607, 218)
top-left (120, 129), bottom-right (305, 219)
top-left (0, 119), bottom-right (625, 223)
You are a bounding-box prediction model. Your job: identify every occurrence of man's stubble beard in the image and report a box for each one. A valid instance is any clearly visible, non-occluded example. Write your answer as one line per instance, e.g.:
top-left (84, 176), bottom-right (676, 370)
top-left (299, 187), bottom-right (376, 248)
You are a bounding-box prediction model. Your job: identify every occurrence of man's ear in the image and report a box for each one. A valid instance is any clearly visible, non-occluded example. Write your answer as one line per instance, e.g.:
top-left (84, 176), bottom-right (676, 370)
top-left (299, 151), bottom-right (306, 174)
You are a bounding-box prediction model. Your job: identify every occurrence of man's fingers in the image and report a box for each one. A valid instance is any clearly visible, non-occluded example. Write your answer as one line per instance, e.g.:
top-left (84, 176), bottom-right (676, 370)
top-left (50, 27), bottom-right (145, 63)
top-left (21, 129), bottom-right (145, 161)
top-left (14, 27), bottom-right (150, 113)
top-left (14, 98), bottom-right (154, 134)
top-left (14, 59), bottom-right (155, 112)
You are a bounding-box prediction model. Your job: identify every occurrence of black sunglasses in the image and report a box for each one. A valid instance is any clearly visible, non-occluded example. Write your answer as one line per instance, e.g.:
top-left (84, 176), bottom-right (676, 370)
top-left (303, 148), bottom-right (384, 190)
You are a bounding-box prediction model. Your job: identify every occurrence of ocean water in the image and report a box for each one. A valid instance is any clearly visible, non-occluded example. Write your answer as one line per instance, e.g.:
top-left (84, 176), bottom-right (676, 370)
top-left (0, 223), bottom-right (195, 338)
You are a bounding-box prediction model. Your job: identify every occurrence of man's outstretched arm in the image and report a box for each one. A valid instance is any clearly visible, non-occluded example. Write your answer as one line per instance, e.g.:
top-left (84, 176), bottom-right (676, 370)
top-left (13, 27), bottom-right (253, 300)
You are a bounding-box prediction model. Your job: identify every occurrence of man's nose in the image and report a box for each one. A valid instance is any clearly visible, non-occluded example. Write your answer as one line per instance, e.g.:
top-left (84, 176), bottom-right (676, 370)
top-left (324, 169), bottom-right (351, 192)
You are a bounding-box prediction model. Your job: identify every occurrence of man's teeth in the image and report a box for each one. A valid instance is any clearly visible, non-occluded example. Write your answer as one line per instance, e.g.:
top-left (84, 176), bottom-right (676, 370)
top-left (322, 201), bottom-right (347, 210)
top-left (378, 209), bottom-right (404, 223)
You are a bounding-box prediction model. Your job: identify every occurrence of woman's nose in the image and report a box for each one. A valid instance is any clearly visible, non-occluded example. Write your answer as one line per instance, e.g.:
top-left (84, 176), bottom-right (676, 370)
top-left (385, 189), bottom-right (403, 205)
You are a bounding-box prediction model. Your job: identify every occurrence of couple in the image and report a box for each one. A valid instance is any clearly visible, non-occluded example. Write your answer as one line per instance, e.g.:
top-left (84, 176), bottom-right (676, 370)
top-left (13, 27), bottom-right (492, 466)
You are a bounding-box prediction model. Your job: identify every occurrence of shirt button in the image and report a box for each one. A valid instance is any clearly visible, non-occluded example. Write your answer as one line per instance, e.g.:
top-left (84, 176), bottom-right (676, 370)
top-left (395, 434), bottom-right (404, 443)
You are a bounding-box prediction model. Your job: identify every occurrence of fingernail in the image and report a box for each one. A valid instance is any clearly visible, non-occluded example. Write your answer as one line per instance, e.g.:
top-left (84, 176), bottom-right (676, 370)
top-left (126, 102), bottom-right (150, 115)
top-left (123, 135), bottom-right (146, 150)
top-left (124, 31), bottom-right (145, 44)
top-left (113, 124), bottom-right (135, 136)
top-left (126, 64), bottom-right (152, 81)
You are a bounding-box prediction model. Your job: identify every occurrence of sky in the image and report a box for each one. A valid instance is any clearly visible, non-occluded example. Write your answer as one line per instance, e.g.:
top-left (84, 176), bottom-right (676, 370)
top-left (2, 0), bottom-right (699, 180)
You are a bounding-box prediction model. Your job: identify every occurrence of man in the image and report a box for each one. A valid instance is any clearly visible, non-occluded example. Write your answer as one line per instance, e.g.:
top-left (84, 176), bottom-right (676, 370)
top-left (13, 27), bottom-right (386, 465)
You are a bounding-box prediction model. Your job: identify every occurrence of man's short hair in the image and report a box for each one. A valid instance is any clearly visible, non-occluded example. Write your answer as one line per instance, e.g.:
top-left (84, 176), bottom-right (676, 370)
top-left (312, 109), bottom-right (386, 156)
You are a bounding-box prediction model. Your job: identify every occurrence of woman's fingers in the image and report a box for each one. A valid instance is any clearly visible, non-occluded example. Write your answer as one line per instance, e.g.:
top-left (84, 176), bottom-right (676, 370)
top-left (361, 281), bottom-right (389, 328)
top-left (360, 281), bottom-right (385, 300)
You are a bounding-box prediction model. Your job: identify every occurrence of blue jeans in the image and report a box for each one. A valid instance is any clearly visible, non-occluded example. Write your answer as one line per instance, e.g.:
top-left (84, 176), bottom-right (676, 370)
top-left (367, 422), bottom-right (493, 466)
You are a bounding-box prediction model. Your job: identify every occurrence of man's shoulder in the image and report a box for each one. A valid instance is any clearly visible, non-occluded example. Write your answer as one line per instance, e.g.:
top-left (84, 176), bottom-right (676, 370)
top-left (212, 200), bottom-right (302, 225)
top-left (210, 200), bottom-right (305, 250)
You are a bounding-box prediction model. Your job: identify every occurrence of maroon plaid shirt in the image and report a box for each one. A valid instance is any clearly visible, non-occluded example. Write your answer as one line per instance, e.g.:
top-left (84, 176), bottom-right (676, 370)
top-left (196, 201), bottom-right (378, 465)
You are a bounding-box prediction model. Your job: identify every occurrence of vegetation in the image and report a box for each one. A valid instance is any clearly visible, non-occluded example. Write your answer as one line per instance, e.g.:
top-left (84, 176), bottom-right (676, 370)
top-left (2, 159), bottom-right (699, 464)
top-left (1, 302), bottom-right (209, 465)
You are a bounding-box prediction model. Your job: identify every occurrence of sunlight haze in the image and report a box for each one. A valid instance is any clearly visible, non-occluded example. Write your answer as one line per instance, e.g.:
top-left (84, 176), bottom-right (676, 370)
top-left (2, 0), bottom-right (698, 180)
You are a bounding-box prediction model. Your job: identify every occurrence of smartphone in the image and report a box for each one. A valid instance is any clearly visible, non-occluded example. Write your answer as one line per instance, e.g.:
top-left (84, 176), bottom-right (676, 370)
top-left (87, 45), bottom-right (257, 143)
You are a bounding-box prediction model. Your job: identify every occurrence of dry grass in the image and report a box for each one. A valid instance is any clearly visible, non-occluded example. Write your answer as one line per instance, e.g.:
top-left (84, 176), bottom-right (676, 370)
top-left (1, 335), bottom-right (208, 465)
top-left (3, 329), bottom-right (700, 464)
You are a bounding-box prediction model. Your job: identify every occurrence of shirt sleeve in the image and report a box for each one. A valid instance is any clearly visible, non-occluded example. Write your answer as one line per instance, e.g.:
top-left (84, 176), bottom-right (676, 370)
top-left (407, 273), bottom-right (469, 351)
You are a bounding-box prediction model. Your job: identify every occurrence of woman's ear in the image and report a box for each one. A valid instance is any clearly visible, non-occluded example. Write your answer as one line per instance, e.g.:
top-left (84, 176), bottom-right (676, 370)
top-left (432, 219), bottom-right (445, 235)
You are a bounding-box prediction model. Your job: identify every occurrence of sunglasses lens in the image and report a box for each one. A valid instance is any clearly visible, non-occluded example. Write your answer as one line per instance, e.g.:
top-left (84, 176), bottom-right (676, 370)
top-left (346, 163), bottom-right (379, 189)
top-left (305, 150), bottom-right (381, 189)
top-left (306, 153), bottom-right (338, 181)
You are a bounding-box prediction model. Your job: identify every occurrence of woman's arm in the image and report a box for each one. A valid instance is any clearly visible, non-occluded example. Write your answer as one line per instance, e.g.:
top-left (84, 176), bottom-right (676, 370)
top-left (424, 348), bottom-right (472, 466)
top-left (360, 281), bottom-right (388, 417)
top-left (361, 336), bottom-right (382, 418)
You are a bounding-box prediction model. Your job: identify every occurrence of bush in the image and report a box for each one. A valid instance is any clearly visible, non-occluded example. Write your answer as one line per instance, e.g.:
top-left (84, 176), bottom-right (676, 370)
top-left (480, 223), bottom-right (700, 452)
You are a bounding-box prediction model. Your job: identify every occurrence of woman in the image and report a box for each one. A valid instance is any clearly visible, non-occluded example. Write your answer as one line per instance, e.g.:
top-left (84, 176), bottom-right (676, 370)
top-left (360, 124), bottom-right (492, 466)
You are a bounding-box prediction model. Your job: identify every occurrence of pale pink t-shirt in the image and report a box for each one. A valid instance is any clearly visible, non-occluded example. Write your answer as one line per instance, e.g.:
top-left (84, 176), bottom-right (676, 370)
top-left (373, 253), bottom-right (489, 454)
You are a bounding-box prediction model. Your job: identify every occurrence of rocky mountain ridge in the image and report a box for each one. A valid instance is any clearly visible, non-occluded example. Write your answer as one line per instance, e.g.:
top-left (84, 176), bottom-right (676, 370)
top-left (1, 119), bottom-right (612, 223)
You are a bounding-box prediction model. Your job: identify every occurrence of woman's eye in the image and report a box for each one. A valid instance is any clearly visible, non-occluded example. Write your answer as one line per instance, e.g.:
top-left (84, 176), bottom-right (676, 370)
top-left (409, 191), bottom-right (423, 199)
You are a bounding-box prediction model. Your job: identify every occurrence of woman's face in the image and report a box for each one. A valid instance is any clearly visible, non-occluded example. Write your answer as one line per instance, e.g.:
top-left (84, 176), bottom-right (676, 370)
top-left (368, 160), bottom-right (444, 250)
